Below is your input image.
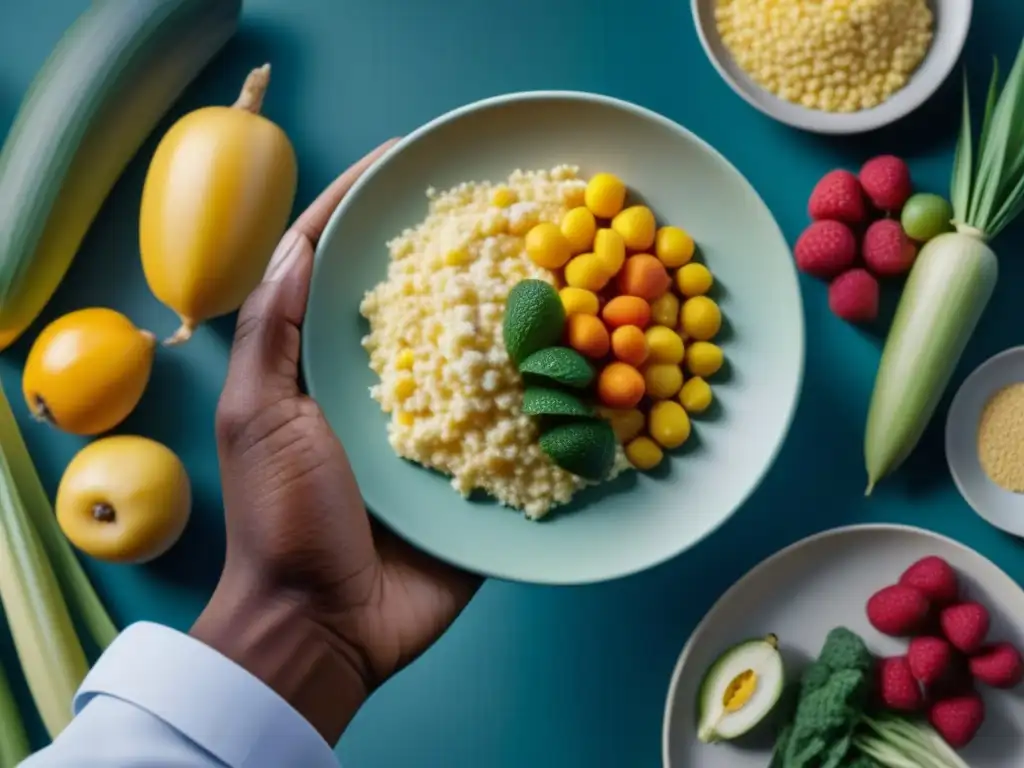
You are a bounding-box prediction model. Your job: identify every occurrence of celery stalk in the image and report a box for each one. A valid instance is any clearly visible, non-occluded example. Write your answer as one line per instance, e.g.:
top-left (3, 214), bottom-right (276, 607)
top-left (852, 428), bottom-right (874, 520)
top-left (0, 657), bottom-right (30, 767)
top-left (0, 379), bottom-right (88, 737)
top-left (0, 384), bottom-right (116, 649)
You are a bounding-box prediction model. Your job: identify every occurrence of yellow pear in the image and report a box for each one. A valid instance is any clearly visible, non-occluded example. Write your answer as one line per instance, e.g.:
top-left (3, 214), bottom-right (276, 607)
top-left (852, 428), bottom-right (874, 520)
top-left (56, 436), bottom-right (191, 564)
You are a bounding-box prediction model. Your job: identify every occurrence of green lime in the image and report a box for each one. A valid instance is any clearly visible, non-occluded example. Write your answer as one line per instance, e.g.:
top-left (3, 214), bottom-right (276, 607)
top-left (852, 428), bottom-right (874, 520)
top-left (900, 193), bottom-right (954, 243)
top-left (503, 279), bottom-right (565, 365)
top-left (522, 387), bottom-right (594, 418)
top-left (519, 346), bottom-right (595, 389)
top-left (538, 420), bottom-right (616, 481)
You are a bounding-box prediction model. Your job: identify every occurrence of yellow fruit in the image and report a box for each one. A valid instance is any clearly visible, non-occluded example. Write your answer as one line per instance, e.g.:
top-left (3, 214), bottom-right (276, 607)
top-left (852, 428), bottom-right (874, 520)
top-left (598, 407), bottom-right (646, 443)
top-left (612, 205), bottom-right (656, 250)
top-left (492, 187), bottom-right (517, 207)
top-left (679, 377), bottom-right (713, 413)
top-left (584, 172), bottom-right (626, 218)
top-left (626, 436), bottom-right (664, 470)
top-left (645, 326), bottom-right (685, 364)
top-left (564, 253), bottom-right (612, 292)
top-left (525, 222), bottom-right (573, 269)
top-left (23, 308), bottom-right (155, 436)
top-left (656, 226), bottom-right (695, 267)
top-left (686, 341), bottom-right (724, 378)
top-left (560, 207), bottom-right (597, 254)
top-left (56, 435), bottom-right (191, 564)
top-left (680, 296), bottom-right (722, 340)
top-left (649, 401), bottom-right (691, 449)
top-left (650, 292), bottom-right (680, 328)
top-left (559, 287), bottom-right (600, 316)
top-left (594, 228), bottom-right (626, 275)
top-left (644, 363), bottom-right (684, 399)
top-left (139, 66), bottom-right (298, 345)
top-left (677, 263), bottom-right (714, 297)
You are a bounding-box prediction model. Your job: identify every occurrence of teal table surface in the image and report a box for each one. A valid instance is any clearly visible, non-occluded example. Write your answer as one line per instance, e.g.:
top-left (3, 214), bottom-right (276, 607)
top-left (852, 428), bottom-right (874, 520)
top-left (3, 1), bottom-right (1024, 765)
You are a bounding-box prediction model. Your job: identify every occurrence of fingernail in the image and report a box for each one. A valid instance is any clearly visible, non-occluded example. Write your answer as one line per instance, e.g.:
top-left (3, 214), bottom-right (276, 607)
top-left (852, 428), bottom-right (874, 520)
top-left (264, 231), bottom-right (303, 282)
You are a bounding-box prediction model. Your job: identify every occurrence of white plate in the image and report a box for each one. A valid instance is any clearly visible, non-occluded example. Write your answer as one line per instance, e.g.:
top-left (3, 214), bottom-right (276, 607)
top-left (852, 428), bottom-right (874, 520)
top-left (662, 524), bottom-right (1024, 767)
top-left (691, 0), bottom-right (972, 134)
top-left (947, 346), bottom-right (1024, 538)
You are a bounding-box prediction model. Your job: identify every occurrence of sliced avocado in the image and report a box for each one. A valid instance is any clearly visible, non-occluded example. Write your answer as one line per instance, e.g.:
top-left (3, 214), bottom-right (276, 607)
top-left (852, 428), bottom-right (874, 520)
top-left (538, 420), bottom-right (615, 481)
top-left (519, 346), bottom-right (595, 389)
top-left (503, 280), bottom-right (565, 365)
top-left (696, 634), bottom-right (785, 744)
top-left (522, 387), bottom-right (594, 418)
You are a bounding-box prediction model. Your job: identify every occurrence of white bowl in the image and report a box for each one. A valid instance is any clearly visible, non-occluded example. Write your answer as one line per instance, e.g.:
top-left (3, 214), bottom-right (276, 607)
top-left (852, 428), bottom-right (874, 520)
top-left (947, 346), bottom-right (1024, 538)
top-left (691, 0), bottom-right (973, 134)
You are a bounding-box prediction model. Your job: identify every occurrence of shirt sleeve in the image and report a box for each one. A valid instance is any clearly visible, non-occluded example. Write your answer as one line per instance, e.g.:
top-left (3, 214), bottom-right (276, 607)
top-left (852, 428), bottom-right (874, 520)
top-left (20, 622), bottom-right (339, 767)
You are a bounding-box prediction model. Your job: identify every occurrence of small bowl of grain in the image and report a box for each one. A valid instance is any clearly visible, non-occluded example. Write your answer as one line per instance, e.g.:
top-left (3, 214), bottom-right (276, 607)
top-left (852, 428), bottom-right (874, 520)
top-left (946, 346), bottom-right (1024, 538)
top-left (692, 0), bottom-right (972, 134)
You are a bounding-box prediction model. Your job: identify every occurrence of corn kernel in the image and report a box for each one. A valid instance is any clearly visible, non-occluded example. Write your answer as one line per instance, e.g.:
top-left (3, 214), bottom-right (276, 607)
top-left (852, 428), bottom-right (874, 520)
top-left (394, 377), bottom-right (416, 400)
top-left (491, 187), bottom-right (517, 208)
top-left (396, 349), bottom-right (415, 370)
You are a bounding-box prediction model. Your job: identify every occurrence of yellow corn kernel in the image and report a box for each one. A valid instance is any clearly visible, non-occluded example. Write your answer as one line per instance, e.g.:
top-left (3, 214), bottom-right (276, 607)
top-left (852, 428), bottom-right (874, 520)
top-left (396, 349), bottom-right (415, 370)
top-left (397, 411), bottom-right (416, 427)
top-left (394, 377), bottom-right (416, 400)
top-left (445, 248), bottom-right (472, 267)
top-left (491, 187), bottom-right (517, 208)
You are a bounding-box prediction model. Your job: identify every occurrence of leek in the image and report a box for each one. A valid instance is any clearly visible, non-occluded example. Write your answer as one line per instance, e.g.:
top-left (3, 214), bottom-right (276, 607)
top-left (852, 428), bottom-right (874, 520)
top-left (865, 38), bottom-right (1024, 493)
top-left (0, 658), bottom-right (29, 767)
top-left (0, 377), bottom-right (87, 737)
top-left (0, 384), bottom-right (116, 650)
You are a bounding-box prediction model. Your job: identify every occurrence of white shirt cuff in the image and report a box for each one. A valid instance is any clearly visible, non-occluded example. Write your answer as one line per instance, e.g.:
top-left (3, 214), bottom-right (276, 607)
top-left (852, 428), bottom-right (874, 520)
top-left (75, 622), bottom-right (338, 768)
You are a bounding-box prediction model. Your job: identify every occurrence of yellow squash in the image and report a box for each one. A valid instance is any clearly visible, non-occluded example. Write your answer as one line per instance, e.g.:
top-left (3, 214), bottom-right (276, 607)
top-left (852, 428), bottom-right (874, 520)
top-left (139, 64), bottom-right (298, 344)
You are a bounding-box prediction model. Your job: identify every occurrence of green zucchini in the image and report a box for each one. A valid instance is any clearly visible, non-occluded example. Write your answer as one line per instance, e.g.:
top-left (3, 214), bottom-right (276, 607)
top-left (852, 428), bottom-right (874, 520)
top-left (0, 0), bottom-right (242, 350)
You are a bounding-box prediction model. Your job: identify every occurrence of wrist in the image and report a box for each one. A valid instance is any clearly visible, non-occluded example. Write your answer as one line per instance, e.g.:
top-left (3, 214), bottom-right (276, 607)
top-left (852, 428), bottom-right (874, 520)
top-left (190, 571), bottom-right (368, 744)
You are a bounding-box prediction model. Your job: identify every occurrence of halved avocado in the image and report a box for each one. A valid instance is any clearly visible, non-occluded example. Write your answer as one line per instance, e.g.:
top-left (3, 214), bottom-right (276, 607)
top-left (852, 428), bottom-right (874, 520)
top-left (696, 634), bottom-right (785, 743)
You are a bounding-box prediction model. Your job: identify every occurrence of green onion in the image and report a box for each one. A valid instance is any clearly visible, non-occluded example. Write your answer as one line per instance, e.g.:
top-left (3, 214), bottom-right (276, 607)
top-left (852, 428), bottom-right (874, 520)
top-left (865, 38), bottom-right (1024, 493)
top-left (0, 379), bottom-right (88, 737)
top-left (0, 657), bottom-right (30, 767)
top-left (0, 382), bottom-right (116, 650)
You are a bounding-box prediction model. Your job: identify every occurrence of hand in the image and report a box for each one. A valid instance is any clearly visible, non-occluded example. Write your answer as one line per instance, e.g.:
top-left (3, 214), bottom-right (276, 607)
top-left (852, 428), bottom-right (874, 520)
top-left (191, 141), bottom-right (481, 744)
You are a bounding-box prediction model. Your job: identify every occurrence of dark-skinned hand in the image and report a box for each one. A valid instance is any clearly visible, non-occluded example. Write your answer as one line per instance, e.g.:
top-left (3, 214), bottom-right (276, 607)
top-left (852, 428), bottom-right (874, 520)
top-left (191, 140), bottom-right (481, 744)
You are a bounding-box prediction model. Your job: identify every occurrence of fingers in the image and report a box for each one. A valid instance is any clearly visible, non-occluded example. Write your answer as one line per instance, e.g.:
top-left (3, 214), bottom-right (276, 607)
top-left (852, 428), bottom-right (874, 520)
top-left (291, 138), bottom-right (400, 246)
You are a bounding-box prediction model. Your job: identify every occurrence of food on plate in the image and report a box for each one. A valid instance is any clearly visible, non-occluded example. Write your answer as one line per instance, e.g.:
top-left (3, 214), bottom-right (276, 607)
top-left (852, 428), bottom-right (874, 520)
top-left (976, 383), bottom-right (1024, 492)
top-left (558, 286), bottom-right (599, 316)
top-left (23, 308), bottom-right (155, 436)
top-left (829, 268), bottom-right (880, 324)
top-left (901, 193), bottom-right (954, 243)
top-left (645, 326), bottom-right (684, 365)
top-left (643, 363), bottom-right (683, 400)
top-left (878, 655), bottom-right (923, 711)
top-left (611, 205), bottom-right (656, 250)
top-left (537, 421), bottom-right (616, 481)
top-left (597, 362), bottom-right (646, 409)
top-left (679, 377), bottom-right (713, 414)
top-left (968, 643), bottom-right (1024, 689)
top-left (602, 295), bottom-right (651, 329)
top-left (56, 436), bottom-right (191, 564)
top-left (907, 637), bottom-right (954, 686)
top-left (676, 263), bottom-right (713, 297)
top-left (140, 64), bottom-right (298, 345)
top-left (518, 347), bottom-right (594, 389)
top-left (715, 0), bottom-right (933, 113)
top-left (862, 220), bottom-right (917, 276)
top-left (521, 387), bottom-right (593, 418)
top-left (584, 172), bottom-right (626, 218)
top-left (928, 694), bottom-right (985, 750)
top-left (866, 583), bottom-right (931, 637)
top-left (617, 254), bottom-right (671, 301)
top-left (655, 226), bottom-right (695, 268)
top-left (899, 555), bottom-right (960, 605)
top-left (649, 292), bottom-right (680, 327)
top-left (361, 166), bottom-right (617, 519)
top-left (696, 634), bottom-right (784, 743)
top-left (648, 401), bottom-right (691, 449)
top-left (0, 659), bottom-right (29, 764)
top-left (566, 313), bottom-right (611, 359)
top-left (864, 44), bottom-right (1024, 492)
top-left (680, 296), bottom-right (722, 340)
top-left (686, 342), bottom-right (724, 378)
top-left (610, 325), bottom-right (649, 367)
top-left (772, 626), bottom-right (982, 762)
top-left (560, 207), bottom-right (597, 253)
top-left (939, 602), bottom-right (990, 655)
top-left (794, 220), bottom-right (857, 279)
top-left (525, 222), bottom-right (573, 269)
top-left (0, 0), bottom-right (241, 352)
top-left (808, 169), bottom-right (867, 224)
top-left (624, 436), bottom-right (663, 470)
top-left (859, 155), bottom-right (913, 212)
top-left (504, 279), bottom-right (567, 364)
top-left (593, 228), bottom-right (626, 274)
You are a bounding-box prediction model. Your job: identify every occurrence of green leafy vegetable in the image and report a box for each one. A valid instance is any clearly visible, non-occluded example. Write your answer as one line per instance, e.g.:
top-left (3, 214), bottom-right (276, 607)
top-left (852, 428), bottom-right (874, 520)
top-left (0, 658), bottom-right (30, 766)
top-left (773, 628), bottom-right (971, 768)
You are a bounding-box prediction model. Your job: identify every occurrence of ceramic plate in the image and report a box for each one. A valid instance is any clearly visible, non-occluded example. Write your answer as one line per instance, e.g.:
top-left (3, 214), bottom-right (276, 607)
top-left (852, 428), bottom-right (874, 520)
top-left (302, 91), bottom-right (804, 585)
top-left (663, 524), bottom-right (1024, 766)
top-left (947, 346), bottom-right (1024, 538)
top-left (691, 0), bottom-right (972, 134)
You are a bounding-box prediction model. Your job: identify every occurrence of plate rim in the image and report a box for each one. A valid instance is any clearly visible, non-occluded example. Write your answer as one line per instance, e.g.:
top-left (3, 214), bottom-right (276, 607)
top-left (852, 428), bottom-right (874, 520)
top-left (660, 522), bottom-right (1023, 765)
top-left (690, 0), bottom-right (973, 135)
top-left (302, 89), bottom-right (806, 585)
top-left (946, 344), bottom-right (1024, 538)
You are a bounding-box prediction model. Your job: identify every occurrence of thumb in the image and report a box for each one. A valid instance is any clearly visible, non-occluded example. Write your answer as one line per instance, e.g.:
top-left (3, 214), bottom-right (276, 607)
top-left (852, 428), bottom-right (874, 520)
top-left (220, 231), bottom-right (314, 421)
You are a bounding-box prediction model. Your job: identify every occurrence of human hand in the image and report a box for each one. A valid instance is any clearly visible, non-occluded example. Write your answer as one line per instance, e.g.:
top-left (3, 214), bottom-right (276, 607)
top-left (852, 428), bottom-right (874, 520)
top-left (191, 140), bottom-right (481, 743)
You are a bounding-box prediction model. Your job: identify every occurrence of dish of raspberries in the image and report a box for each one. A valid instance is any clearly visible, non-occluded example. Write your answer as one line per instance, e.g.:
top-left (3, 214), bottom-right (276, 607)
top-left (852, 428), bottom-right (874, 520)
top-left (867, 555), bottom-right (1022, 749)
top-left (795, 155), bottom-right (925, 324)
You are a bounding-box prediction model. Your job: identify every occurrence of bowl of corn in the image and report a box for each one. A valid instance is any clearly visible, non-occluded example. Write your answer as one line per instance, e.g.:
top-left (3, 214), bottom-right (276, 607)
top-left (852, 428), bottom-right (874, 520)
top-left (692, 0), bottom-right (972, 134)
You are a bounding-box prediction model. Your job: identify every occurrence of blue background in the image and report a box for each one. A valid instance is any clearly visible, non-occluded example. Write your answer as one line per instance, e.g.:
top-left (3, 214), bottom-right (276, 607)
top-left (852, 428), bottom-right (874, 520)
top-left (2, 1), bottom-right (1024, 765)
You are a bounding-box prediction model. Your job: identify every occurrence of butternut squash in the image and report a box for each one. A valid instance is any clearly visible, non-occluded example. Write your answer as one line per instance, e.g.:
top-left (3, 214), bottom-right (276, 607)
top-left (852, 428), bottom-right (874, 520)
top-left (139, 65), bottom-right (298, 344)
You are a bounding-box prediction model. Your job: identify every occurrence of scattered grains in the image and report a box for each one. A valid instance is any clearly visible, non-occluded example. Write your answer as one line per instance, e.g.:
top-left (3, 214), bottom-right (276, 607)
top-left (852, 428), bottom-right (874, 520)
top-left (714, 0), bottom-right (934, 113)
top-left (977, 383), bottom-right (1024, 492)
